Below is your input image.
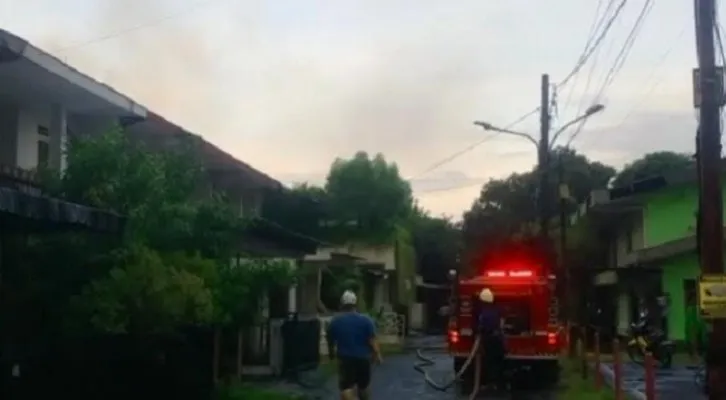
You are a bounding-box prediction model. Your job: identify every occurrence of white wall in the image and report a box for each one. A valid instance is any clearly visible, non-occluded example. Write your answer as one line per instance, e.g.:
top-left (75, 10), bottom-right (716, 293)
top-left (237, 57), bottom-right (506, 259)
top-left (15, 105), bottom-right (51, 170)
top-left (350, 245), bottom-right (396, 271)
top-left (1, 103), bottom-right (117, 172)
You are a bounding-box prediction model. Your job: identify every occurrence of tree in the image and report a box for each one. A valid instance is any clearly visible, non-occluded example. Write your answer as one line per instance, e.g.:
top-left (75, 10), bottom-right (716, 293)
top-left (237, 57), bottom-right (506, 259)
top-left (611, 151), bottom-right (694, 187)
top-left (325, 151), bottom-right (414, 244)
top-left (263, 182), bottom-right (330, 241)
top-left (19, 128), bottom-right (292, 336)
top-left (66, 246), bottom-right (216, 334)
top-left (409, 207), bottom-right (461, 284)
top-left (47, 129), bottom-right (243, 257)
top-left (462, 147), bottom-right (616, 247)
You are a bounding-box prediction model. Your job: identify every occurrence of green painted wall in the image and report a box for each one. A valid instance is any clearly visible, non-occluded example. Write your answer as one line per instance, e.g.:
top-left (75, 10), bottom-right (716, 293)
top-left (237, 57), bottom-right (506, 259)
top-left (642, 185), bottom-right (697, 247)
top-left (640, 181), bottom-right (726, 342)
top-left (660, 254), bottom-right (699, 341)
top-left (643, 181), bottom-right (726, 247)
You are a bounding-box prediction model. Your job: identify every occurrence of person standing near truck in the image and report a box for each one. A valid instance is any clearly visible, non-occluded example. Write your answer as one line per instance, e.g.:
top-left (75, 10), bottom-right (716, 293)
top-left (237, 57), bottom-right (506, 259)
top-left (326, 290), bottom-right (383, 400)
top-left (476, 288), bottom-right (507, 390)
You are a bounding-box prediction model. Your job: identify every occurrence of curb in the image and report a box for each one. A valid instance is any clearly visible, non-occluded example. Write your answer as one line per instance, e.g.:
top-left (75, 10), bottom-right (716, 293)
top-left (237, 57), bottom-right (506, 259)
top-left (598, 364), bottom-right (646, 400)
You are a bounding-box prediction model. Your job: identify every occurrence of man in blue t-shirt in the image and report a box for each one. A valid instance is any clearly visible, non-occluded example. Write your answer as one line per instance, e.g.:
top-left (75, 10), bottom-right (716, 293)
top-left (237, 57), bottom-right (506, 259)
top-left (326, 290), bottom-right (382, 400)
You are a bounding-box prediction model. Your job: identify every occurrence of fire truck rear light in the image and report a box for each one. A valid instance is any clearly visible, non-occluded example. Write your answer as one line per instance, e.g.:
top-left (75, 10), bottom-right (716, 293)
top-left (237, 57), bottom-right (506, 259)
top-left (449, 330), bottom-right (460, 344)
top-left (547, 332), bottom-right (557, 345)
top-left (485, 270), bottom-right (534, 278)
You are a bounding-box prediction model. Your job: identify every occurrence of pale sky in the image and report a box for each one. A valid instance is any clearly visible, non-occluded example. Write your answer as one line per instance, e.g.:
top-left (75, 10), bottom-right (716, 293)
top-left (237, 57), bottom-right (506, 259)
top-left (2, 0), bottom-right (715, 217)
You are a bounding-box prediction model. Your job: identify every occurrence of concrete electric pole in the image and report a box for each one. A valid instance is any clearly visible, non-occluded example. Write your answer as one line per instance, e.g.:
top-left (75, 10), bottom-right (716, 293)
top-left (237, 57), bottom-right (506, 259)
top-left (538, 74), bottom-right (551, 238)
top-left (694, 0), bottom-right (726, 398)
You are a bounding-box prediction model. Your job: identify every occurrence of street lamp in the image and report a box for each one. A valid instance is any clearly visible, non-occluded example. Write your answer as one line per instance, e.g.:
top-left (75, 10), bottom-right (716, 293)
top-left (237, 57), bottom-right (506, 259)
top-left (473, 104), bottom-right (605, 149)
top-left (473, 103), bottom-right (605, 343)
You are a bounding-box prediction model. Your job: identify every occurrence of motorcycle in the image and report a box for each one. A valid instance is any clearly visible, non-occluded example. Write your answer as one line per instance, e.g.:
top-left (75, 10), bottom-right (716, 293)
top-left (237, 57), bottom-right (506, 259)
top-left (626, 316), bottom-right (674, 368)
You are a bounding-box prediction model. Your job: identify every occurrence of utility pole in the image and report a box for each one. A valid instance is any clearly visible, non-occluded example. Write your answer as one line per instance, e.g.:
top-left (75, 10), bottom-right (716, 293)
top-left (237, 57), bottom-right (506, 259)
top-left (694, 0), bottom-right (726, 398)
top-left (557, 153), bottom-right (576, 356)
top-left (539, 73), bottom-right (551, 238)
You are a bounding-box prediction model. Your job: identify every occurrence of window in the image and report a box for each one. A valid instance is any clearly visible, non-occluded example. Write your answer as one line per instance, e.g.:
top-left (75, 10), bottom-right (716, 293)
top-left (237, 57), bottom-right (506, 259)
top-left (37, 125), bottom-right (49, 137)
top-left (36, 140), bottom-right (49, 168)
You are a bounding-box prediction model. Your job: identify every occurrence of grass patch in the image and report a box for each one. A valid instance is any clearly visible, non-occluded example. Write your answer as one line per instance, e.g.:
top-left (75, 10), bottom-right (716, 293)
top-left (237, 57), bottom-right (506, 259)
top-left (558, 358), bottom-right (614, 400)
top-left (216, 383), bottom-right (304, 400)
top-left (381, 343), bottom-right (405, 355)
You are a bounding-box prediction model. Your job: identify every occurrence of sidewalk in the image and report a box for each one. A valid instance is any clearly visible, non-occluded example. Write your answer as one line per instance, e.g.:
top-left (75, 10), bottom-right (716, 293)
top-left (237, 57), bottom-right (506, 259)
top-left (599, 362), bottom-right (706, 400)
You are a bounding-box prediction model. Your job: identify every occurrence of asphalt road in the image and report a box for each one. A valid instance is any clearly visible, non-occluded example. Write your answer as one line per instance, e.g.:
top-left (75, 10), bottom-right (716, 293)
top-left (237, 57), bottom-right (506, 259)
top-left (285, 336), bottom-right (558, 399)
top-left (369, 349), bottom-right (557, 399)
top-left (601, 361), bottom-right (706, 400)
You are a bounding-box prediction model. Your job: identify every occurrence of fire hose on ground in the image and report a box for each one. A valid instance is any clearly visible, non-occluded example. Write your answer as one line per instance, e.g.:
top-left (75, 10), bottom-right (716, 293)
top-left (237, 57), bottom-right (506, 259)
top-left (413, 335), bottom-right (482, 400)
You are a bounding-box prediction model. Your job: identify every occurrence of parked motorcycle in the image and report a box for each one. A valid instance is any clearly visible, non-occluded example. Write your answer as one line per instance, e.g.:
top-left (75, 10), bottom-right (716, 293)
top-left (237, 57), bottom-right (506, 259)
top-left (626, 316), bottom-right (674, 368)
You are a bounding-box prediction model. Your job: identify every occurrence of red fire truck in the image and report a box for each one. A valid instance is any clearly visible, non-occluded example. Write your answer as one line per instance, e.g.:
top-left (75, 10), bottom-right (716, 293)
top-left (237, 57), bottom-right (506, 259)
top-left (447, 246), bottom-right (562, 392)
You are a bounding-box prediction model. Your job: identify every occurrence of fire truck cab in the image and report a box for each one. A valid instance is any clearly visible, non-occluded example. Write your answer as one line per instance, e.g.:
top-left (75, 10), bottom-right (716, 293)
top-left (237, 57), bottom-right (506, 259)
top-left (448, 263), bottom-right (562, 391)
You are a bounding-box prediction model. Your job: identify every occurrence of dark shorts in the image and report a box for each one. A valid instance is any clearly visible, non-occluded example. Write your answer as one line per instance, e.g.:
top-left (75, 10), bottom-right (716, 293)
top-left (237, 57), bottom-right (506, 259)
top-left (338, 356), bottom-right (372, 390)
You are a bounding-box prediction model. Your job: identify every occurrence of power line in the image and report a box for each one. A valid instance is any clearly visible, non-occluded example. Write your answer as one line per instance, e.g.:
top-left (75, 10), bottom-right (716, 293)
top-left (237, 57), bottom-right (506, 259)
top-left (566, 0), bottom-right (654, 147)
top-left (606, 25), bottom-right (687, 133)
top-left (409, 107), bottom-right (539, 180)
top-left (591, 0), bottom-right (654, 102)
top-left (55, 0), bottom-right (222, 52)
top-left (556, 0), bottom-right (628, 88)
top-left (559, 0), bottom-right (611, 119)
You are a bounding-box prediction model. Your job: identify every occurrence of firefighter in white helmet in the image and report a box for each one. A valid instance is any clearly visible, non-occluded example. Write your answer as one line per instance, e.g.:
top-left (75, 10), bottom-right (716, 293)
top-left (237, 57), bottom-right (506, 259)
top-left (476, 288), bottom-right (507, 390)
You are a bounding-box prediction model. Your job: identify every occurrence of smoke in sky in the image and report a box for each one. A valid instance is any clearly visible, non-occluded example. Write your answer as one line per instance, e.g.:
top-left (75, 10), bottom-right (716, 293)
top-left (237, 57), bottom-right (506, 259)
top-left (17, 0), bottom-right (701, 215)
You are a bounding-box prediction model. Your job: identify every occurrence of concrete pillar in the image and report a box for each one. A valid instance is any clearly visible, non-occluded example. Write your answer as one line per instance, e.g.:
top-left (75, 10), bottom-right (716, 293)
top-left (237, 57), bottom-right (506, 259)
top-left (373, 280), bottom-right (384, 310)
top-left (0, 104), bottom-right (18, 166)
top-left (298, 267), bottom-right (319, 315)
top-left (288, 284), bottom-right (297, 313)
top-left (49, 104), bottom-right (67, 172)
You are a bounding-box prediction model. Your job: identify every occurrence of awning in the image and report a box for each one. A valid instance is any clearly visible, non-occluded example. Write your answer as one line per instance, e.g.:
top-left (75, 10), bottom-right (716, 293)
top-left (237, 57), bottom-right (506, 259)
top-left (0, 186), bottom-right (124, 233)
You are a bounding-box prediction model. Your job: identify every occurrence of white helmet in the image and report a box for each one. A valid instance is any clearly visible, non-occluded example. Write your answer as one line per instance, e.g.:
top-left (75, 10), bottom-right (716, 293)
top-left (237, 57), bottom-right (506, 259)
top-left (479, 288), bottom-right (494, 303)
top-left (341, 290), bottom-right (358, 306)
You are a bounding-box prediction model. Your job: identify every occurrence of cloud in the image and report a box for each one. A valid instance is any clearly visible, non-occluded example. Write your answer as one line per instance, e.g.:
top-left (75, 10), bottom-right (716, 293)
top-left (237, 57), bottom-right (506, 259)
top-left (13, 0), bottom-right (700, 217)
top-left (576, 111), bottom-right (697, 167)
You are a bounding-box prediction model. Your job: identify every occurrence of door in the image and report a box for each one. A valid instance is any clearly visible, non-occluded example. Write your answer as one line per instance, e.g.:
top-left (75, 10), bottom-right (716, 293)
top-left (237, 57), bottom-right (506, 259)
top-left (683, 279), bottom-right (699, 352)
top-left (592, 285), bottom-right (617, 343)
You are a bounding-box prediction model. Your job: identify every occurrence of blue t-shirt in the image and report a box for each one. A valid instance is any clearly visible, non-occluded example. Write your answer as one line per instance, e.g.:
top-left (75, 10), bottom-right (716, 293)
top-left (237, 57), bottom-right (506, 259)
top-left (327, 312), bottom-right (376, 359)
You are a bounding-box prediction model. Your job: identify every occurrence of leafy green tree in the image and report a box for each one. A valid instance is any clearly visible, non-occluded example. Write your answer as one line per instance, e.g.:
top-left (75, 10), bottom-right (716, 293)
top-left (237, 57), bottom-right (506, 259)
top-left (29, 128), bottom-right (292, 335)
top-left (212, 258), bottom-right (296, 327)
top-left (611, 151), bottom-right (694, 187)
top-left (462, 147), bottom-right (615, 246)
top-left (409, 207), bottom-right (461, 284)
top-left (47, 128), bottom-right (243, 257)
top-left (263, 183), bottom-right (330, 241)
top-left (66, 246), bottom-right (216, 334)
top-left (325, 151), bottom-right (414, 244)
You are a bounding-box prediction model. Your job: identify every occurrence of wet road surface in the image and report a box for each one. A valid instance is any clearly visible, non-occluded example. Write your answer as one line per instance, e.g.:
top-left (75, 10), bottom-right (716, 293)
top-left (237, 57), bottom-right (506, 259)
top-left (284, 336), bottom-right (558, 399)
top-left (601, 362), bottom-right (706, 400)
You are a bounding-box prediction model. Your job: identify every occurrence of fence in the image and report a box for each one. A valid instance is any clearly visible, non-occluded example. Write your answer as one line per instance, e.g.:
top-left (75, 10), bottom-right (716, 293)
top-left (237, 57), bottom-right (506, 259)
top-left (575, 325), bottom-right (658, 400)
top-left (1, 327), bottom-right (215, 400)
top-left (281, 315), bottom-right (321, 374)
